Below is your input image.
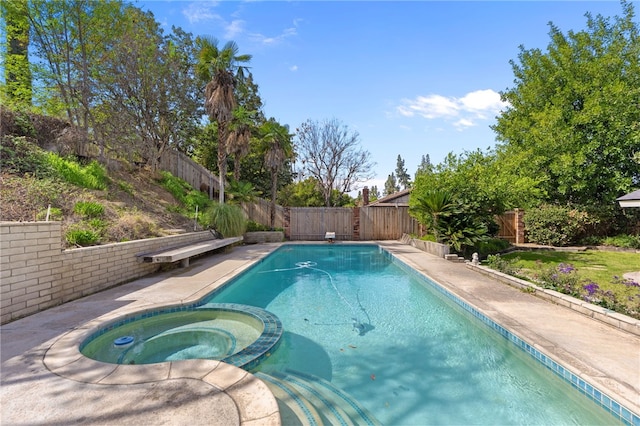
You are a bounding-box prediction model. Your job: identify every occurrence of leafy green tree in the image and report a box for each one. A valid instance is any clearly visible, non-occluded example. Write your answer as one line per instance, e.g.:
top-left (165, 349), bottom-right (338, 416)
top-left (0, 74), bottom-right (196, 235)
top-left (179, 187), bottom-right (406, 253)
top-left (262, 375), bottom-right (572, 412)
top-left (395, 155), bottom-right (411, 189)
top-left (369, 185), bottom-right (380, 201)
top-left (493, 1), bottom-right (640, 205)
top-left (384, 173), bottom-right (398, 196)
top-left (196, 36), bottom-right (251, 203)
top-left (415, 154), bottom-right (432, 177)
top-left (2, 0), bottom-right (32, 108)
top-left (278, 178), bottom-right (326, 207)
top-left (97, 9), bottom-right (200, 167)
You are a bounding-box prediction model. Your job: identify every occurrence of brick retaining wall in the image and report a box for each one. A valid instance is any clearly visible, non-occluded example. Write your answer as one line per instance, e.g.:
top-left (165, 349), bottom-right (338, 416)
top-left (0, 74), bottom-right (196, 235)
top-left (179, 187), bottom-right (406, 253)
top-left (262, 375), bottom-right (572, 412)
top-left (0, 222), bottom-right (216, 324)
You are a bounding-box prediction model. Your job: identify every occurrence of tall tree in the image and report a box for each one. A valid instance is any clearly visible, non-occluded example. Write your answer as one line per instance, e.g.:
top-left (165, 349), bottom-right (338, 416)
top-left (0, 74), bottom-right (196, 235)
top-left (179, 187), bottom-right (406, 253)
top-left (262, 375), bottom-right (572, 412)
top-left (493, 1), bottom-right (640, 205)
top-left (395, 155), bottom-right (411, 189)
top-left (261, 119), bottom-right (293, 227)
top-left (226, 106), bottom-right (253, 182)
top-left (97, 10), bottom-right (200, 168)
top-left (415, 154), bottom-right (432, 177)
top-left (295, 118), bottom-right (374, 206)
top-left (384, 173), bottom-right (398, 196)
top-left (2, 0), bottom-right (32, 108)
top-left (196, 36), bottom-right (251, 203)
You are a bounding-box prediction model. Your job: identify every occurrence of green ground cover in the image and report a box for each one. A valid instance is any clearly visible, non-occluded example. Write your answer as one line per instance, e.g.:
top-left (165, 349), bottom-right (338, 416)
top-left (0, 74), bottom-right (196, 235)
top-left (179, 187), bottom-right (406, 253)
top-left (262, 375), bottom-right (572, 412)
top-left (491, 250), bottom-right (640, 319)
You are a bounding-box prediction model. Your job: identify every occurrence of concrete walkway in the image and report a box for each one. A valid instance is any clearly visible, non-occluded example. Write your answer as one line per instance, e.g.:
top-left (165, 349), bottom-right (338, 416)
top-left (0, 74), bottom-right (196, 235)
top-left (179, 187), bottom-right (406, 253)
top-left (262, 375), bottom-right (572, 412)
top-left (1, 241), bottom-right (639, 425)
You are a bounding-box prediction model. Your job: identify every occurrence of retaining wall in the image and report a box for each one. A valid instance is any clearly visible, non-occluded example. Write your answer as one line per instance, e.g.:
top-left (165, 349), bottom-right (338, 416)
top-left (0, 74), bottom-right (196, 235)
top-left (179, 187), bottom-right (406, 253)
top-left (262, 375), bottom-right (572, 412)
top-left (0, 222), bottom-right (216, 324)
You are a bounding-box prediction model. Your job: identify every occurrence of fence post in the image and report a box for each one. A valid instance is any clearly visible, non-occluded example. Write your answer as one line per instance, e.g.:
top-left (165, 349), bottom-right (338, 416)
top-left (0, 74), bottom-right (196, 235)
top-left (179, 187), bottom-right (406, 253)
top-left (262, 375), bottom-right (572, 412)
top-left (515, 208), bottom-right (525, 244)
top-left (352, 207), bottom-right (360, 241)
top-left (283, 207), bottom-right (291, 240)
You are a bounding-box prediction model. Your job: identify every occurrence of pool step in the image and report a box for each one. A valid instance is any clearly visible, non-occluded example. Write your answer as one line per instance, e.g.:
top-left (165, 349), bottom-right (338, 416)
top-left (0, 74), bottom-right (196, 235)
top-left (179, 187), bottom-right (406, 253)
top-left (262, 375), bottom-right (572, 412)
top-left (256, 370), bottom-right (380, 426)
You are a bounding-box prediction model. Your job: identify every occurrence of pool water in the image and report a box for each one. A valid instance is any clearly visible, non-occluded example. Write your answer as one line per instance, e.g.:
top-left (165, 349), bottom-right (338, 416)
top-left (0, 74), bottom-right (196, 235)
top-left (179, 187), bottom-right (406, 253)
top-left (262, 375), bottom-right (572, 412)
top-left (81, 308), bottom-right (262, 365)
top-left (204, 244), bottom-right (619, 425)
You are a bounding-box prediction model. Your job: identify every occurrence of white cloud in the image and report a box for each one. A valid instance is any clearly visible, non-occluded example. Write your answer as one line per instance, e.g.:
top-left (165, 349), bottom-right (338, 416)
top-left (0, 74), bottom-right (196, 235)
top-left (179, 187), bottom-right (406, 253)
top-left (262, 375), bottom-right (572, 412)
top-left (182, 3), bottom-right (220, 24)
top-left (289, 65), bottom-right (298, 72)
top-left (397, 89), bottom-right (508, 130)
top-left (398, 94), bottom-right (459, 119)
top-left (459, 89), bottom-right (505, 113)
top-left (225, 20), bottom-right (245, 39)
top-left (453, 118), bottom-right (475, 130)
top-left (250, 26), bottom-right (298, 46)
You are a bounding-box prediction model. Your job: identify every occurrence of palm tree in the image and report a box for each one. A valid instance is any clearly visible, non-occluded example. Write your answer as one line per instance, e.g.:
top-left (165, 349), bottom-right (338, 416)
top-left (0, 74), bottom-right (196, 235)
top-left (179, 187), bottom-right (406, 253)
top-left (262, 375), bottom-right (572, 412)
top-left (409, 189), bottom-right (457, 242)
top-left (261, 119), bottom-right (294, 229)
top-left (195, 36), bottom-right (251, 203)
top-left (226, 106), bottom-right (253, 182)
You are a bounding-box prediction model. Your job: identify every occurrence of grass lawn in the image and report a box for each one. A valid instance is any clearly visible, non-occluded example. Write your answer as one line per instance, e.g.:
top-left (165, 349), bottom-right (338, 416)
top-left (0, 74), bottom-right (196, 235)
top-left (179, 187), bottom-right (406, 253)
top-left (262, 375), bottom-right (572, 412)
top-left (495, 250), bottom-right (640, 319)
top-left (500, 250), bottom-right (640, 285)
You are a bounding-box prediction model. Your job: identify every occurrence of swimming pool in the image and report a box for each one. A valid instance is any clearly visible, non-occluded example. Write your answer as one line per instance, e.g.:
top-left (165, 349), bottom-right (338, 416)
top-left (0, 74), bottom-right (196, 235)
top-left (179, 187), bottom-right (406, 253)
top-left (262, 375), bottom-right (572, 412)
top-left (203, 244), bottom-right (623, 425)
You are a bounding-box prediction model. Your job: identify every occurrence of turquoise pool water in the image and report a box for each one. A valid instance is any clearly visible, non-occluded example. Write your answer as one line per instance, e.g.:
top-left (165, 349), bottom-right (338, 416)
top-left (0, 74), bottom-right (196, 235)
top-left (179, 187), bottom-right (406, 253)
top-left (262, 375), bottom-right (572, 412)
top-left (204, 244), bottom-right (621, 425)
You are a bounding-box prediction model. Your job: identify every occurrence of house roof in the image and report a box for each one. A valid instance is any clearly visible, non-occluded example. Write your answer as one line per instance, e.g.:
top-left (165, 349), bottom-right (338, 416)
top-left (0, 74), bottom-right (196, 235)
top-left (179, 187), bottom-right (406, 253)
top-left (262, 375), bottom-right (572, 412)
top-left (616, 189), bottom-right (640, 208)
top-left (368, 188), bottom-right (412, 206)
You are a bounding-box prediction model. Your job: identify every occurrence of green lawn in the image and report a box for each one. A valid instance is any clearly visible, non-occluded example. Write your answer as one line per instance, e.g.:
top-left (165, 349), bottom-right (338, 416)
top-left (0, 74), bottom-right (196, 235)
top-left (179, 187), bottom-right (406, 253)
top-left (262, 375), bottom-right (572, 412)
top-left (501, 250), bottom-right (639, 285)
top-left (494, 250), bottom-right (640, 319)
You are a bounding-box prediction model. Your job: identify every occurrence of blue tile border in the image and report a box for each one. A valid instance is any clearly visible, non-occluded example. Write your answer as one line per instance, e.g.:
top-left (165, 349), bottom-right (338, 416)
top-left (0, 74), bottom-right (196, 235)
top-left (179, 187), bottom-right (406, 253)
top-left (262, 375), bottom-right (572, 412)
top-left (381, 247), bottom-right (639, 426)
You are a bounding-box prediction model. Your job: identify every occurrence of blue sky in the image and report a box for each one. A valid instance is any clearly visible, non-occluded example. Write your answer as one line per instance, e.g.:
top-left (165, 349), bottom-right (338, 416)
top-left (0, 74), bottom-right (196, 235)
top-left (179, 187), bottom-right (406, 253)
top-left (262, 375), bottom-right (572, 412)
top-left (138, 0), bottom-right (632, 193)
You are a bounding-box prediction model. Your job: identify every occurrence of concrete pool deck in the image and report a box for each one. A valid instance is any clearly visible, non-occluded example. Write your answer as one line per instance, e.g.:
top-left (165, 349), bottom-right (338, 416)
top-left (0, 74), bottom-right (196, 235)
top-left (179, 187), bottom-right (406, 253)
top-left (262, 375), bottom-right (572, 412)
top-left (1, 241), bottom-right (639, 425)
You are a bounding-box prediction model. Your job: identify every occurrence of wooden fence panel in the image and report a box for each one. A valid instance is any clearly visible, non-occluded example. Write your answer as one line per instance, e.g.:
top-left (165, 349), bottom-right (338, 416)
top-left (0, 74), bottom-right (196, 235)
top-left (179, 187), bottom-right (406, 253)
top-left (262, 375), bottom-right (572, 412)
top-left (289, 207), bottom-right (353, 240)
top-left (159, 150), bottom-right (220, 198)
top-left (359, 206), bottom-right (419, 240)
top-left (242, 199), bottom-right (284, 229)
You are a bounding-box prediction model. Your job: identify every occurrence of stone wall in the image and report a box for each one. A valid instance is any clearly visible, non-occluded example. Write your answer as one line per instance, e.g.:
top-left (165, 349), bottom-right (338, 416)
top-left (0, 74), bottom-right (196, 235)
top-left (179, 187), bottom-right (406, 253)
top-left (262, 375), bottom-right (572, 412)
top-left (0, 222), bottom-right (216, 324)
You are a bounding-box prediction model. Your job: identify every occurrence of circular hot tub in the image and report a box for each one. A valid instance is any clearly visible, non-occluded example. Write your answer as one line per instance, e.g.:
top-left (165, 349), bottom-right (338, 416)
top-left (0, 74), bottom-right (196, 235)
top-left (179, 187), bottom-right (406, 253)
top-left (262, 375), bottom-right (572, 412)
top-left (80, 304), bottom-right (282, 369)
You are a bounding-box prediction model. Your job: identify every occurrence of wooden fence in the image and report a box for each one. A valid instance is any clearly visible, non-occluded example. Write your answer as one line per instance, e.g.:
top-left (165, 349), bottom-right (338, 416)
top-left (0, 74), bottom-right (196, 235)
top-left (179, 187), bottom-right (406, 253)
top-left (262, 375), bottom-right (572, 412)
top-left (288, 207), bottom-right (354, 240)
top-left (359, 206), bottom-right (419, 240)
top-left (159, 149), bottom-right (220, 199)
top-left (241, 198), bottom-right (285, 229)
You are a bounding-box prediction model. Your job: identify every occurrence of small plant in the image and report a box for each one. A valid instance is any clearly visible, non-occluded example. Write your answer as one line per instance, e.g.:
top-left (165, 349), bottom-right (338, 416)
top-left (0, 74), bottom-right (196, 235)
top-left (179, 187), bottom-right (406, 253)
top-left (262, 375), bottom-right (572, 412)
top-left (486, 254), bottom-right (521, 276)
top-left (118, 180), bottom-right (134, 195)
top-left (246, 220), bottom-right (270, 232)
top-left (601, 234), bottom-right (640, 249)
top-left (74, 201), bottom-right (104, 218)
top-left (45, 154), bottom-right (108, 190)
top-left (474, 238), bottom-right (511, 258)
top-left (66, 228), bottom-right (100, 246)
top-left (36, 207), bottom-right (63, 221)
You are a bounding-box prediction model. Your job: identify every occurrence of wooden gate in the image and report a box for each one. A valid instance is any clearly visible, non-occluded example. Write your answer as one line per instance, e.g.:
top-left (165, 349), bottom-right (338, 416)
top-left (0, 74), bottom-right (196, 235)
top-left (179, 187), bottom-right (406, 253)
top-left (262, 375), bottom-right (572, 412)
top-left (289, 207), bottom-right (353, 240)
top-left (496, 209), bottom-right (525, 244)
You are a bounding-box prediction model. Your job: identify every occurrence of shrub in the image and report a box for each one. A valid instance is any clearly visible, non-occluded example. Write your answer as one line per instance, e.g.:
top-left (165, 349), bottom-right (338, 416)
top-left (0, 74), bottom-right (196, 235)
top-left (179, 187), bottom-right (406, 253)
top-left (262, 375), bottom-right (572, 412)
top-left (36, 207), bottom-right (63, 221)
top-left (46, 154), bottom-right (108, 190)
top-left (66, 228), bottom-right (100, 246)
top-left (486, 254), bottom-right (521, 276)
top-left (523, 204), bottom-right (596, 246)
top-left (159, 171), bottom-right (211, 214)
top-left (0, 136), bottom-right (52, 176)
top-left (474, 238), bottom-right (511, 258)
top-left (601, 234), bottom-right (640, 249)
top-left (203, 203), bottom-right (246, 237)
top-left (74, 201), bottom-right (104, 218)
top-left (246, 220), bottom-right (270, 232)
